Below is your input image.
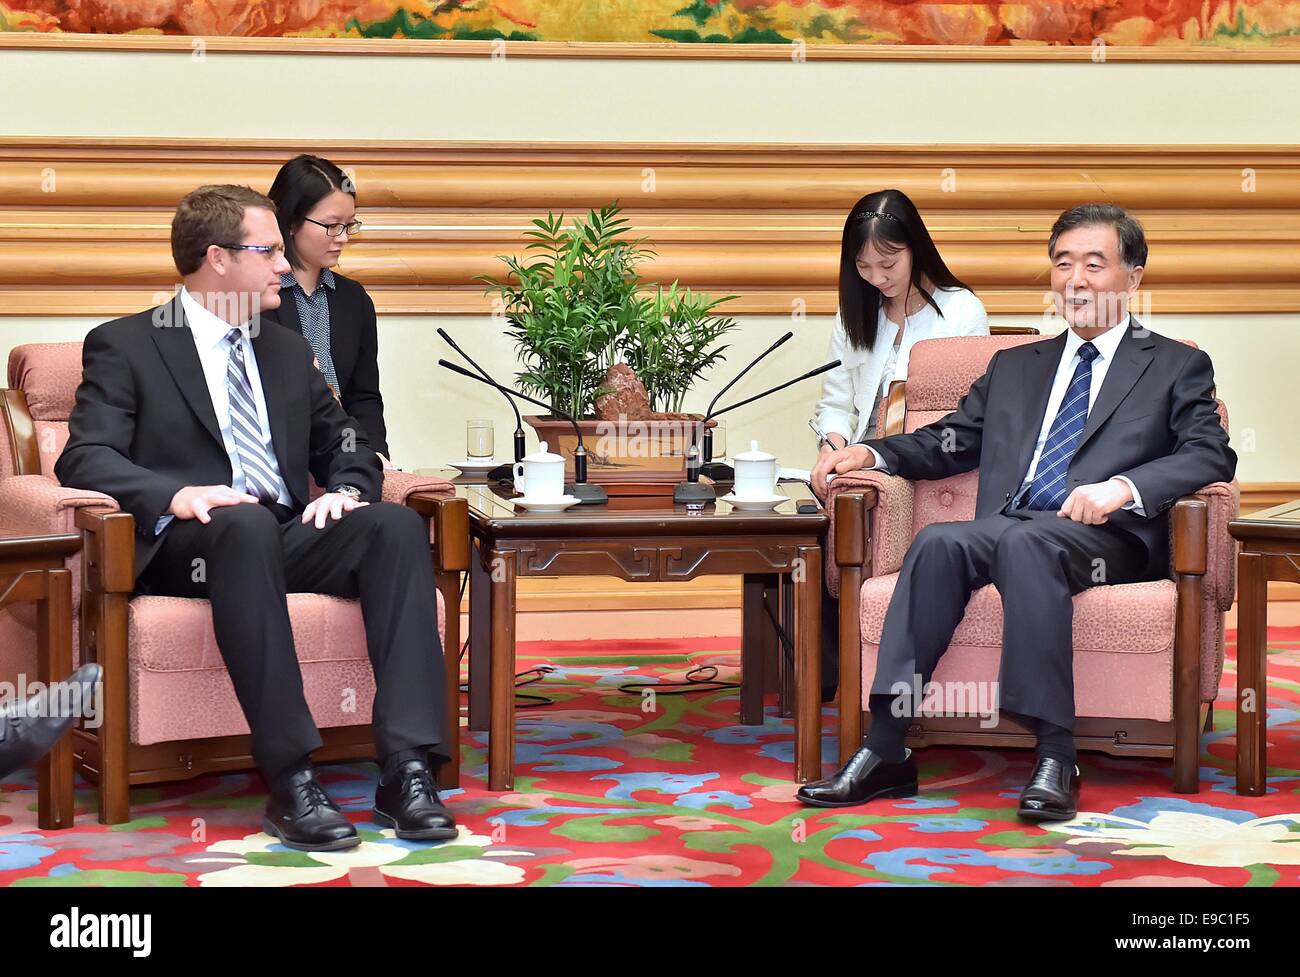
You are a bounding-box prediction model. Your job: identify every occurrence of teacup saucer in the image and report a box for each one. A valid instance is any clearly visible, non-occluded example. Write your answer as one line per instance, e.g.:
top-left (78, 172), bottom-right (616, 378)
top-left (514, 494), bottom-right (580, 513)
top-left (719, 492), bottom-right (785, 511)
top-left (447, 458), bottom-right (499, 474)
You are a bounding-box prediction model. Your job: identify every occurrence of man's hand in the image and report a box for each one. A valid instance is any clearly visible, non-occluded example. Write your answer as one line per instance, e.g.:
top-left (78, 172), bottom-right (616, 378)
top-left (1057, 478), bottom-right (1134, 525)
top-left (169, 485), bottom-right (259, 524)
top-left (812, 443), bottom-right (874, 498)
top-left (301, 491), bottom-right (369, 529)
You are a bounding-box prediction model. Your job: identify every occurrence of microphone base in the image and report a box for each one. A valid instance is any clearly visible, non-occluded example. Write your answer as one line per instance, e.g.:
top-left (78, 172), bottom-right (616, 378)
top-left (699, 461), bottom-right (734, 482)
top-left (486, 463), bottom-right (516, 483)
top-left (568, 481), bottom-right (609, 505)
top-left (673, 481), bottom-right (717, 505)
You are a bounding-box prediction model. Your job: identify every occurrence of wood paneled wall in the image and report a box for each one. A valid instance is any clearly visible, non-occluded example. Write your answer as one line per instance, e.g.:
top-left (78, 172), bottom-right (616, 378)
top-left (0, 138), bottom-right (1296, 317)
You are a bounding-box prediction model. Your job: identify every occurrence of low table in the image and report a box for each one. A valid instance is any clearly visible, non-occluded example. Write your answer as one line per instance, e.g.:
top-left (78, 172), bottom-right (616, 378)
top-left (1229, 499), bottom-right (1300, 796)
top-left (452, 477), bottom-right (829, 790)
top-left (0, 533), bottom-right (82, 828)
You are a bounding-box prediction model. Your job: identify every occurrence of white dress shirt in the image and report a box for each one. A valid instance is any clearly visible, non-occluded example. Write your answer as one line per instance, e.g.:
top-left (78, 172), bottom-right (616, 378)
top-left (863, 315), bottom-right (1144, 515)
top-left (154, 288), bottom-right (293, 534)
top-left (815, 287), bottom-right (989, 445)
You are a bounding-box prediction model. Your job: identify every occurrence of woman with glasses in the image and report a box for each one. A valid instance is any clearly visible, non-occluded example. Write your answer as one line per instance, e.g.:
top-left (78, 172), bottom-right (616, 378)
top-left (265, 154), bottom-right (392, 465)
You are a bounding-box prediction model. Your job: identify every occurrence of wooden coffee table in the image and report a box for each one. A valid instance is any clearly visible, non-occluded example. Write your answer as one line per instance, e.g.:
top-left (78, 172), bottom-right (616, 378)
top-left (1229, 499), bottom-right (1300, 796)
top-left (453, 478), bottom-right (829, 790)
top-left (0, 533), bottom-right (82, 828)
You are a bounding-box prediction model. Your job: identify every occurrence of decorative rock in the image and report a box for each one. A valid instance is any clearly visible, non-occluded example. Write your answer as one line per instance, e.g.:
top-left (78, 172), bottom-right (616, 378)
top-left (595, 363), bottom-right (652, 420)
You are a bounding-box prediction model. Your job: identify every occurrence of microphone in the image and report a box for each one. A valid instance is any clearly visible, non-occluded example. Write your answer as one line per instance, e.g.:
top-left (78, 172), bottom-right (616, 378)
top-left (437, 328), bottom-right (525, 483)
top-left (699, 330), bottom-right (793, 481)
top-left (438, 360), bottom-right (609, 504)
top-left (674, 359), bottom-right (842, 505)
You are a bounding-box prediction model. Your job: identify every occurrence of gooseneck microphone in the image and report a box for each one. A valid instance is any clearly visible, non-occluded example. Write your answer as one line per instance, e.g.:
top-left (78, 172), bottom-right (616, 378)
top-left (699, 330), bottom-right (794, 480)
top-left (438, 328), bottom-right (525, 483)
top-left (674, 358), bottom-right (842, 505)
top-left (438, 360), bottom-right (609, 504)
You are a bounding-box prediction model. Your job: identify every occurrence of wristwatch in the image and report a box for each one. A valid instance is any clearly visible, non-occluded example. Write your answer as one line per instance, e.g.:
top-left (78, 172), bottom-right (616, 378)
top-left (330, 484), bottom-right (362, 502)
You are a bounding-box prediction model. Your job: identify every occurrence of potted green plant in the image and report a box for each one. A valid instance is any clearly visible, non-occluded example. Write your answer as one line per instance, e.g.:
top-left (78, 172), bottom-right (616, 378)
top-left (480, 202), bottom-right (738, 493)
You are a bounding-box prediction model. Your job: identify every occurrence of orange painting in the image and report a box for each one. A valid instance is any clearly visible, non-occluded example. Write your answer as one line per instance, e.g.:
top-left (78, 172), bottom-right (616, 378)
top-left (1, 0), bottom-right (1298, 47)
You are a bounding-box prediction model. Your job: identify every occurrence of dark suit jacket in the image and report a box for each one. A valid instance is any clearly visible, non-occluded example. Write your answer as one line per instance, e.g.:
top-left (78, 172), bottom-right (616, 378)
top-left (261, 271), bottom-right (389, 458)
top-left (861, 320), bottom-right (1237, 579)
top-left (55, 296), bottom-right (383, 582)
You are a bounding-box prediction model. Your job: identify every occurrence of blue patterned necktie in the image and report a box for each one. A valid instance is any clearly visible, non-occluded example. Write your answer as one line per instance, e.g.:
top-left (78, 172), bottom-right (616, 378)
top-left (1024, 341), bottom-right (1100, 511)
top-left (223, 328), bottom-right (281, 502)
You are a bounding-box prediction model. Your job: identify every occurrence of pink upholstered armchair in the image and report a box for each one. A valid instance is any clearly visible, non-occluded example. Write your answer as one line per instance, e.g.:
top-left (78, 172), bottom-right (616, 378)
top-left (826, 335), bottom-right (1238, 794)
top-left (0, 343), bottom-right (469, 825)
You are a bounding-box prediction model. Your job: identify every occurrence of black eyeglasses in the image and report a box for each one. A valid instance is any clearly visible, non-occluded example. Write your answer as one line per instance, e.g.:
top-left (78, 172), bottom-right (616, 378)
top-left (218, 243), bottom-right (285, 259)
top-left (302, 217), bottom-right (363, 238)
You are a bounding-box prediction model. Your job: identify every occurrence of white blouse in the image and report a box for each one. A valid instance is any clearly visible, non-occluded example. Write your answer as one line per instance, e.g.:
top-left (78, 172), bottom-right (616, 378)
top-left (813, 286), bottom-right (989, 444)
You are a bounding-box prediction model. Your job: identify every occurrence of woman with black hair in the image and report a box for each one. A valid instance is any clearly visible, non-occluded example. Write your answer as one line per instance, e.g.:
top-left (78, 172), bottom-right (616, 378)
top-left (811, 189), bottom-right (988, 492)
top-left (811, 190), bottom-right (987, 701)
top-left (264, 154), bottom-right (392, 465)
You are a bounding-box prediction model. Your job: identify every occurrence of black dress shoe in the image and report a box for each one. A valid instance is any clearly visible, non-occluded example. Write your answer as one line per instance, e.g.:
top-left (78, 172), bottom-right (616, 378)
top-left (374, 759), bottom-right (458, 841)
top-left (0, 662), bottom-right (102, 780)
top-left (263, 768), bottom-right (360, 852)
top-left (796, 746), bottom-right (918, 808)
top-left (1018, 757), bottom-right (1081, 822)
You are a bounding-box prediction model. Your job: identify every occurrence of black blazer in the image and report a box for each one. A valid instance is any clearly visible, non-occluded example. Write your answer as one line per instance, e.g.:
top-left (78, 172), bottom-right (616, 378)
top-left (862, 320), bottom-right (1237, 579)
top-left (55, 296), bottom-right (383, 582)
top-left (262, 271), bottom-right (389, 458)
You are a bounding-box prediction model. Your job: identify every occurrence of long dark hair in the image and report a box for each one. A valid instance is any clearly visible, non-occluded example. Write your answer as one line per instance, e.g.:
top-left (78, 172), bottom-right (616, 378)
top-left (839, 189), bottom-right (972, 351)
top-left (267, 154), bottom-right (355, 271)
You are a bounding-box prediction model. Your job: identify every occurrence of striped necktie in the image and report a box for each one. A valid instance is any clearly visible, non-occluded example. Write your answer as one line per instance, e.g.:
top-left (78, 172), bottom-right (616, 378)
top-left (1024, 341), bottom-right (1100, 511)
top-left (223, 328), bottom-right (282, 502)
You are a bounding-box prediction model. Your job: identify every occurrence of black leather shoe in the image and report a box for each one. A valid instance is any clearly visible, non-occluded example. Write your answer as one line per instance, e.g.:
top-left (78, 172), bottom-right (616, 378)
top-left (796, 746), bottom-right (918, 808)
top-left (374, 759), bottom-right (458, 841)
top-left (262, 768), bottom-right (360, 851)
top-left (0, 662), bottom-right (101, 780)
top-left (1018, 757), bottom-right (1081, 822)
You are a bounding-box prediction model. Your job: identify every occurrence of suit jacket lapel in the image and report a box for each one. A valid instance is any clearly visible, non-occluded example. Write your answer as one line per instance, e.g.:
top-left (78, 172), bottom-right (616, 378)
top-left (1076, 319), bottom-right (1156, 451)
top-left (150, 297), bottom-right (224, 451)
top-left (1010, 330), bottom-right (1068, 489)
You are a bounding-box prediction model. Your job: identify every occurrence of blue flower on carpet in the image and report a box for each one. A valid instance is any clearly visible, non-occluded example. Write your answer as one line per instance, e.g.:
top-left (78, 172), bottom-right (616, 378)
top-left (867, 847), bottom-right (1110, 879)
top-left (515, 719), bottom-right (629, 772)
top-left (756, 736), bottom-right (838, 766)
top-left (0, 834), bottom-right (56, 871)
top-left (895, 817), bottom-right (989, 834)
top-left (595, 772), bottom-right (718, 800)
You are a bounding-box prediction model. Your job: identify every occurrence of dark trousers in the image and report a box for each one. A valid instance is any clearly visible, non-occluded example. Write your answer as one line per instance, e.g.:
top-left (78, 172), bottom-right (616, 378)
top-left (866, 509), bottom-right (1150, 732)
top-left (138, 500), bottom-right (448, 781)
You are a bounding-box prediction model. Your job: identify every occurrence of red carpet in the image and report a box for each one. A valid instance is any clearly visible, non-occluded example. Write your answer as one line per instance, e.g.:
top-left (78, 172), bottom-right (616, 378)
top-left (1, 626), bottom-right (1297, 886)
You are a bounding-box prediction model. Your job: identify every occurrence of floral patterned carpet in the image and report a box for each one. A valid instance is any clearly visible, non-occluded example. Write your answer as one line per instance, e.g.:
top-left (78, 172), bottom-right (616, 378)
top-left (2, 627), bottom-right (1298, 887)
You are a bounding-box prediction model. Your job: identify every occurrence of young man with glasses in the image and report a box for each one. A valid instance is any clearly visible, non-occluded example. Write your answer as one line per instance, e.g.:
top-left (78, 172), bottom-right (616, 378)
top-left (56, 185), bottom-right (456, 852)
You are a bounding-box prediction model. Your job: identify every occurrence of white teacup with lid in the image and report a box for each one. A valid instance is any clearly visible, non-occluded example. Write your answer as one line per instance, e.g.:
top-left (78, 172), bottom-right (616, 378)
top-left (513, 441), bottom-right (566, 501)
top-left (732, 440), bottom-right (778, 500)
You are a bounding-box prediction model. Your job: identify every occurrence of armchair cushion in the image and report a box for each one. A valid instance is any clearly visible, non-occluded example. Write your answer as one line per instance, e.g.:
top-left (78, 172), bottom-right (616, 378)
top-left (127, 590), bottom-right (448, 745)
top-left (859, 576), bottom-right (1179, 721)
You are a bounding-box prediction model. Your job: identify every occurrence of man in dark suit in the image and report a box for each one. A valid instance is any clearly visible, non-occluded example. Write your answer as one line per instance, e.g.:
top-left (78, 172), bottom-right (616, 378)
top-left (803, 203), bottom-right (1236, 820)
top-left (56, 186), bottom-right (455, 851)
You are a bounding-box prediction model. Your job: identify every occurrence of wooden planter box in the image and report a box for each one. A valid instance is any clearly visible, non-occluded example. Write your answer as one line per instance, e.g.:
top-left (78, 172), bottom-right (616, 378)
top-left (523, 415), bottom-right (713, 496)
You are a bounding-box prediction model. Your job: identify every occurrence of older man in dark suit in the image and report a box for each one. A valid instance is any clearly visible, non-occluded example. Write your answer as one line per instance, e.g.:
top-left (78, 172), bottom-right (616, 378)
top-left (56, 186), bottom-right (454, 851)
top-left (804, 203), bottom-right (1237, 820)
